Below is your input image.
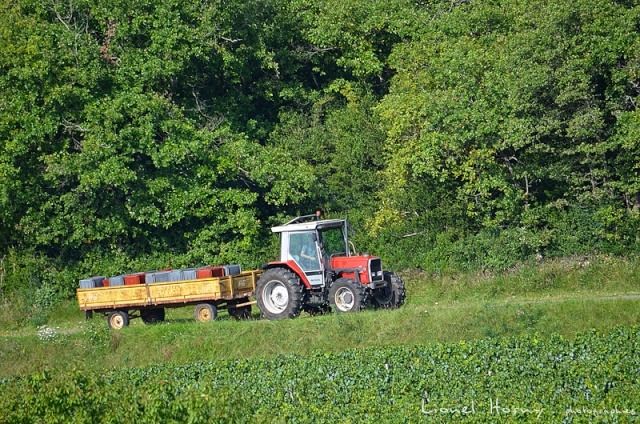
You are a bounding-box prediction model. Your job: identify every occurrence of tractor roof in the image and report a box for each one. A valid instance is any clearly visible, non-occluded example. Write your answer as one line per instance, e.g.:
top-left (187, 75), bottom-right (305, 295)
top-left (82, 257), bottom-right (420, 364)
top-left (271, 218), bottom-right (346, 233)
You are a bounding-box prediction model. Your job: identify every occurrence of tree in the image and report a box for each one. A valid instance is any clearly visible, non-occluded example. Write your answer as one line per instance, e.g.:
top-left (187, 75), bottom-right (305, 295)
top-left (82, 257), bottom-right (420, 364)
top-left (0, 0), bottom-right (317, 270)
top-left (375, 0), bottom-right (640, 263)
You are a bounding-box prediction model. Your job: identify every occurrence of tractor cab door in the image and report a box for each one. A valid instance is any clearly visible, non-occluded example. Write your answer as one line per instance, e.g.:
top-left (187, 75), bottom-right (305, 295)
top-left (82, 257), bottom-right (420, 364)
top-left (284, 231), bottom-right (324, 287)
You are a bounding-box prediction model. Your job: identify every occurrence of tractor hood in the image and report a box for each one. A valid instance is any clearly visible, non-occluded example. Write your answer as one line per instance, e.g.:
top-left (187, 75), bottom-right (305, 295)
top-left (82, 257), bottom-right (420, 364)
top-left (331, 254), bottom-right (384, 284)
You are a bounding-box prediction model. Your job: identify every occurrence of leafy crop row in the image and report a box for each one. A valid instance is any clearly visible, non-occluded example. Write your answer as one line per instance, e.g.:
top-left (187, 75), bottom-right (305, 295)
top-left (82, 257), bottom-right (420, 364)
top-left (2, 327), bottom-right (639, 423)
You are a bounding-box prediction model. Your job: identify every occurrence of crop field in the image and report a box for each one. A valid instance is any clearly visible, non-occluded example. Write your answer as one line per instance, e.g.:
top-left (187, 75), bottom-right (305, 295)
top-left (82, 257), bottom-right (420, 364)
top-left (1, 328), bottom-right (639, 423)
top-left (1, 257), bottom-right (640, 422)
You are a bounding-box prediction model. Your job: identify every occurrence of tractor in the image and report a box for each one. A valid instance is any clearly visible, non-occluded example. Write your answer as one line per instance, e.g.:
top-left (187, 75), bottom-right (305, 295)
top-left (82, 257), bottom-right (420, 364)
top-left (256, 212), bottom-right (406, 320)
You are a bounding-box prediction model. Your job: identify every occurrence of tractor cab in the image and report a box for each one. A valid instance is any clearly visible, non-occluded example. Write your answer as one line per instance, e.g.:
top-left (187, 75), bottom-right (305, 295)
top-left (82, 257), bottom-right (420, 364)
top-left (270, 214), bottom-right (383, 289)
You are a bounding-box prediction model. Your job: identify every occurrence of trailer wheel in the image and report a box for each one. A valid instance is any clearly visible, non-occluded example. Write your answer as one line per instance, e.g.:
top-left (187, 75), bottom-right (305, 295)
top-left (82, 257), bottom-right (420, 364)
top-left (329, 278), bottom-right (367, 313)
top-left (107, 310), bottom-right (129, 330)
top-left (141, 308), bottom-right (165, 324)
top-left (256, 268), bottom-right (303, 320)
top-left (371, 272), bottom-right (406, 309)
top-left (195, 303), bottom-right (218, 322)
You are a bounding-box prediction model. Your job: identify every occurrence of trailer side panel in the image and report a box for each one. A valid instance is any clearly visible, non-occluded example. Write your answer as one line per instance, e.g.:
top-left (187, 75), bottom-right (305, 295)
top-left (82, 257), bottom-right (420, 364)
top-left (77, 270), bottom-right (261, 312)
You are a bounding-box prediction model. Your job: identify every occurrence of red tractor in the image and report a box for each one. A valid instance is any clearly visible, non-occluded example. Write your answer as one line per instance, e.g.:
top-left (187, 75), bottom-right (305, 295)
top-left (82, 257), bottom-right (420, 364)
top-left (256, 212), bottom-right (406, 319)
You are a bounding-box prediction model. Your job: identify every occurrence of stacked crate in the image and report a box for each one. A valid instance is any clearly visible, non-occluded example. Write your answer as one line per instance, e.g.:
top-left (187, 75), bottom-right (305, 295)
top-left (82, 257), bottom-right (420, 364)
top-left (145, 270), bottom-right (173, 284)
top-left (109, 276), bottom-right (125, 286)
top-left (196, 266), bottom-right (225, 279)
top-left (124, 273), bottom-right (145, 285)
top-left (79, 264), bottom-right (243, 288)
top-left (78, 276), bottom-right (106, 289)
top-left (223, 264), bottom-right (242, 276)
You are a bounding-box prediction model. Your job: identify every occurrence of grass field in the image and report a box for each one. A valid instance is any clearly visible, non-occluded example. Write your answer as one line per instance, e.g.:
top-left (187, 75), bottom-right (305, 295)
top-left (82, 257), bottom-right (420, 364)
top-left (1, 255), bottom-right (639, 378)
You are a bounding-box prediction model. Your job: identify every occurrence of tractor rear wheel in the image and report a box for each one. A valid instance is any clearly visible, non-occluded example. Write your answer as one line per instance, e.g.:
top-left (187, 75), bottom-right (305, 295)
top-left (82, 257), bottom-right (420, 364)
top-left (329, 278), bottom-right (367, 313)
top-left (256, 268), bottom-right (304, 320)
top-left (371, 272), bottom-right (406, 309)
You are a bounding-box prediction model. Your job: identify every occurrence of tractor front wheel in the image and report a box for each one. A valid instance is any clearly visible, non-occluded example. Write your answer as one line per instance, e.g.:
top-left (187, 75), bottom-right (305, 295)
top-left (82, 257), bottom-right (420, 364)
top-left (329, 278), bottom-right (367, 313)
top-left (256, 268), bottom-right (304, 320)
top-left (371, 272), bottom-right (406, 309)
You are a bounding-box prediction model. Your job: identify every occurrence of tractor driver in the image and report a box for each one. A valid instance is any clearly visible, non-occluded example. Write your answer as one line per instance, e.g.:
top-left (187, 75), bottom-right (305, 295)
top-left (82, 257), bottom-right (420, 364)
top-left (299, 233), bottom-right (318, 270)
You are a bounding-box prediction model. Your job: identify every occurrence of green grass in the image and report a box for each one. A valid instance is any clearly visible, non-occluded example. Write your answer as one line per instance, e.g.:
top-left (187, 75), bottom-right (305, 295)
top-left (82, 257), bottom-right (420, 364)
top-left (1, 255), bottom-right (639, 377)
top-left (404, 254), bottom-right (640, 305)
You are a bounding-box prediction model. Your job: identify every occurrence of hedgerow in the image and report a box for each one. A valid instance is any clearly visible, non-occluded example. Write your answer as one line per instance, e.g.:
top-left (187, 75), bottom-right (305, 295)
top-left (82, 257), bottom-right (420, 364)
top-left (1, 327), bottom-right (639, 423)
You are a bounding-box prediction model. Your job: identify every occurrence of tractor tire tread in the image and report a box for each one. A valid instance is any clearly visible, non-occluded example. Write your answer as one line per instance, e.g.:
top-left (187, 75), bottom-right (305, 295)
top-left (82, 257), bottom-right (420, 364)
top-left (256, 267), bottom-right (304, 320)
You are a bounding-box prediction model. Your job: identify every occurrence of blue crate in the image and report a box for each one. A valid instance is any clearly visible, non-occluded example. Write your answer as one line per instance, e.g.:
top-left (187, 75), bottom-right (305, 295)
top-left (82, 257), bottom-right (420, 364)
top-left (146, 271), bottom-right (172, 283)
top-left (109, 276), bottom-right (125, 286)
top-left (169, 270), bottom-right (183, 282)
top-left (182, 268), bottom-right (197, 280)
top-left (92, 276), bottom-right (106, 287)
top-left (79, 276), bottom-right (107, 289)
top-left (223, 264), bottom-right (242, 276)
top-left (79, 278), bottom-right (94, 289)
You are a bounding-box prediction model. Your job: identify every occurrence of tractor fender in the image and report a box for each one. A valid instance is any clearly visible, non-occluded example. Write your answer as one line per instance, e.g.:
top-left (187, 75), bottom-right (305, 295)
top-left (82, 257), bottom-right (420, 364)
top-left (262, 261), bottom-right (312, 289)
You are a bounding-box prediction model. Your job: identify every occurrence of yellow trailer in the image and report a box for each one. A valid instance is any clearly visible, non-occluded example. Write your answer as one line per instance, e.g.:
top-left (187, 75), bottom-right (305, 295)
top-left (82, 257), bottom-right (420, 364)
top-left (77, 270), bottom-right (262, 329)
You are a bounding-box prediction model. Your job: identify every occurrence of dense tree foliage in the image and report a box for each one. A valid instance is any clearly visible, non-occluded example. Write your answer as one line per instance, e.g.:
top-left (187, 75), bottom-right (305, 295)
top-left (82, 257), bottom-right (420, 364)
top-left (1, 0), bottom-right (639, 312)
top-left (374, 0), bottom-right (640, 268)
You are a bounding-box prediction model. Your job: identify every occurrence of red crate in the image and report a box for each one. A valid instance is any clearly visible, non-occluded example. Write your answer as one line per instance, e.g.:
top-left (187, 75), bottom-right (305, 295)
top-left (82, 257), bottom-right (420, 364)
top-left (196, 266), bottom-right (225, 279)
top-left (196, 267), bottom-right (212, 279)
top-left (102, 279), bottom-right (110, 287)
top-left (124, 273), bottom-right (145, 285)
